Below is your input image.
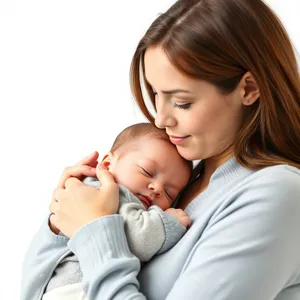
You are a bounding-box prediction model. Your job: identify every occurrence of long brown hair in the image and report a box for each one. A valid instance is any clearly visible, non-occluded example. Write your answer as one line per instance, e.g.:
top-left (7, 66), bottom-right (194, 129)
top-left (130, 0), bottom-right (300, 169)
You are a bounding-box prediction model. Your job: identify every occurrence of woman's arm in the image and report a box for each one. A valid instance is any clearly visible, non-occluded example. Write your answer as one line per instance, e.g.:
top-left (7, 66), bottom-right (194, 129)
top-left (83, 177), bottom-right (189, 262)
top-left (163, 167), bottom-right (300, 299)
top-left (50, 163), bottom-right (146, 299)
top-left (21, 152), bottom-right (99, 300)
top-left (21, 216), bottom-right (70, 300)
top-left (68, 215), bottom-right (146, 299)
top-left (51, 165), bottom-right (300, 300)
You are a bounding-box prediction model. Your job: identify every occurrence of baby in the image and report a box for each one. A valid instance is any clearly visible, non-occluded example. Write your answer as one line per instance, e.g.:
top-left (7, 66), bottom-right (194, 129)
top-left (21, 122), bottom-right (192, 300)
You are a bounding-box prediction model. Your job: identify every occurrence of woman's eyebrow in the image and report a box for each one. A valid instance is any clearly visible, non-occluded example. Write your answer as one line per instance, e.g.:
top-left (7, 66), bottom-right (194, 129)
top-left (145, 77), bottom-right (191, 95)
top-left (161, 89), bottom-right (191, 95)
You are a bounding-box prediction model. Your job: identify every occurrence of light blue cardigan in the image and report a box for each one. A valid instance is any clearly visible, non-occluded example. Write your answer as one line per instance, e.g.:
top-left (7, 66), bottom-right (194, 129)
top-left (21, 157), bottom-right (300, 300)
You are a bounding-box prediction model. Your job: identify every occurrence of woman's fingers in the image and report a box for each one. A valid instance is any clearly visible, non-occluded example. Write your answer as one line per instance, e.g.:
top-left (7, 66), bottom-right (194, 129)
top-left (64, 177), bottom-right (81, 189)
top-left (57, 165), bottom-right (96, 188)
top-left (56, 152), bottom-right (99, 188)
top-left (49, 163), bottom-right (120, 238)
top-left (75, 151), bottom-right (99, 167)
top-left (50, 174), bottom-right (120, 237)
top-left (96, 163), bottom-right (117, 188)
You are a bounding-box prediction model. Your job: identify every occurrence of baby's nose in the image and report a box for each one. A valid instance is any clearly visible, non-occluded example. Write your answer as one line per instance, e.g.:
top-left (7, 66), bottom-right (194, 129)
top-left (148, 181), bottom-right (163, 196)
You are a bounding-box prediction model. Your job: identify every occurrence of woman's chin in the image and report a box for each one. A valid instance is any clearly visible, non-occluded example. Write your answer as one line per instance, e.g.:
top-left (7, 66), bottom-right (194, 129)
top-left (176, 146), bottom-right (202, 161)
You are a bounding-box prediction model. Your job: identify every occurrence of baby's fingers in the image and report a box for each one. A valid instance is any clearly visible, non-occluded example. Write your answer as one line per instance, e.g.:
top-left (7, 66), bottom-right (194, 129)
top-left (179, 215), bottom-right (192, 229)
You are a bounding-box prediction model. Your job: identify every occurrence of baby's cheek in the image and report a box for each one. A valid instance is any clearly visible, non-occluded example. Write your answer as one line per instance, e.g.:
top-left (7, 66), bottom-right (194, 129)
top-left (117, 173), bottom-right (144, 195)
top-left (159, 198), bottom-right (172, 211)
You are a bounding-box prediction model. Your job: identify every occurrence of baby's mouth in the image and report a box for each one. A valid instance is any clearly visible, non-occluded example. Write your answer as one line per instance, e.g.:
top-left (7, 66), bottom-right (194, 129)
top-left (137, 194), bottom-right (153, 208)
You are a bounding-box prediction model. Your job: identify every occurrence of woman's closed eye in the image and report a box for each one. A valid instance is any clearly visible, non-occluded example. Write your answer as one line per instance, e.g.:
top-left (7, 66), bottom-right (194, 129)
top-left (151, 88), bottom-right (191, 110)
top-left (172, 102), bottom-right (191, 110)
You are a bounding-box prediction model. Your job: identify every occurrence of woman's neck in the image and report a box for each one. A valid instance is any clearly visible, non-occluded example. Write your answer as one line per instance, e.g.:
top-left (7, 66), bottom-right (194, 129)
top-left (201, 148), bottom-right (235, 187)
top-left (178, 149), bottom-right (234, 210)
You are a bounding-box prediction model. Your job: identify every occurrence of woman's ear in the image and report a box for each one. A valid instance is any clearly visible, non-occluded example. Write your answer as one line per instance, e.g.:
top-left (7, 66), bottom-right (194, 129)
top-left (101, 152), bottom-right (114, 170)
top-left (240, 71), bottom-right (260, 106)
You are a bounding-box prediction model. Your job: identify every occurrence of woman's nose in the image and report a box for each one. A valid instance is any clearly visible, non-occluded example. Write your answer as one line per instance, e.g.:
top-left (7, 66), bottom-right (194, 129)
top-left (155, 112), bottom-right (176, 129)
top-left (155, 98), bottom-right (176, 129)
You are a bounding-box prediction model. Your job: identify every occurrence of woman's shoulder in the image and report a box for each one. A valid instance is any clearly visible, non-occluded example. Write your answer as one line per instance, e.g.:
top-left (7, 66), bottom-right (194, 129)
top-left (238, 164), bottom-right (300, 210)
top-left (252, 164), bottom-right (299, 187)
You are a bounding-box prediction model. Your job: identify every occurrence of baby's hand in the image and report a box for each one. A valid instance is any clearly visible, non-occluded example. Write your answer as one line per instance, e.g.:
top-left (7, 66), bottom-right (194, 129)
top-left (165, 208), bottom-right (191, 229)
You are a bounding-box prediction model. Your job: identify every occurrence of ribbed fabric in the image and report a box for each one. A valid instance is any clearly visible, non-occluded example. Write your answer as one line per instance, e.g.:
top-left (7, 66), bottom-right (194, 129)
top-left (21, 157), bottom-right (300, 300)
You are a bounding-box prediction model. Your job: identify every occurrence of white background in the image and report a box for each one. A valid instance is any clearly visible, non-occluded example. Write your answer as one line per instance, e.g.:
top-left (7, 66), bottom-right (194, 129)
top-left (0, 1), bottom-right (299, 298)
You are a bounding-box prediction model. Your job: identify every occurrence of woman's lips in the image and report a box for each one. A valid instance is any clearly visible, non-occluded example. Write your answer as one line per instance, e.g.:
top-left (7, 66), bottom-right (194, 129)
top-left (169, 135), bottom-right (189, 145)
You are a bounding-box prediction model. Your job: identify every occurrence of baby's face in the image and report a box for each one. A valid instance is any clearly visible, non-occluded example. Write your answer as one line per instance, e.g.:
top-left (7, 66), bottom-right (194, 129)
top-left (108, 137), bottom-right (191, 210)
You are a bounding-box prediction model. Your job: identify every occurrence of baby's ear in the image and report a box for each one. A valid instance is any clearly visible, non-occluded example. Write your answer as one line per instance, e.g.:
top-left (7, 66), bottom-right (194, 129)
top-left (101, 152), bottom-right (114, 170)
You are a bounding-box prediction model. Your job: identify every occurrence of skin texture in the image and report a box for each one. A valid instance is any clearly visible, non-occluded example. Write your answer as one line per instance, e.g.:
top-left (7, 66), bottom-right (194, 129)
top-left (144, 46), bottom-right (259, 194)
top-left (103, 136), bottom-right (191, 210)
top-left (145, 47), bottom-right (248, 161)
top-left (50, 137), bottom-right (192, 237)
top-left (49, 152), bottom-right (99, 234)
top-left (51, 162), bottom-right (119, 237)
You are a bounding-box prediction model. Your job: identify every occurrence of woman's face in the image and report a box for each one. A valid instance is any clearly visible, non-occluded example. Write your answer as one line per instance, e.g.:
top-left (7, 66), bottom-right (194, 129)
top-left (144, 46), bottom-right (245, 161)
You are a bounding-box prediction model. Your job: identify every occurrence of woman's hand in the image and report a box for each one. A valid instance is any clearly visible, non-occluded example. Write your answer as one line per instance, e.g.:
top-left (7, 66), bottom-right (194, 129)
top-left (49, 151), bottom-right (99, 234)
top-left (49, 163), bottom-right (119, 238)
top-left (57, 151), bottom-right (99, 188)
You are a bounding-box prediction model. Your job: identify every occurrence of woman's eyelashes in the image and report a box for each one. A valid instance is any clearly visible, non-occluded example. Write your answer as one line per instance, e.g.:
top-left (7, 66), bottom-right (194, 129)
top-left (151, 91), bottom-right (191, 110)
top-left (172, 102), bottom-right (191, 110)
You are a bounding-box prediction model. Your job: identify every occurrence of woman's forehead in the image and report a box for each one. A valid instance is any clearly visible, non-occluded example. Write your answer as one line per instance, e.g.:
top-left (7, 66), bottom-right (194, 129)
top-left (144, 47), bottom-right (207, 92)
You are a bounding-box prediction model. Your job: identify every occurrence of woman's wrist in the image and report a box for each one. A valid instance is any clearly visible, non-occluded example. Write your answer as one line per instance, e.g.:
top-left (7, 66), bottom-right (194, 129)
top-left (48, 214), bottom-right (60, 234)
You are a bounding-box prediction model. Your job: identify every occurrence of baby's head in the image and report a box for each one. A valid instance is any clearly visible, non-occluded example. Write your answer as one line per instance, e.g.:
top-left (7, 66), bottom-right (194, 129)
top-left (101, 123), bottom-right (192, 210)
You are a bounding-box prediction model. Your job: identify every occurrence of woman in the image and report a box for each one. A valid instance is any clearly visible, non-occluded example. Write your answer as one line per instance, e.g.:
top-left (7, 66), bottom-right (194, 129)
top-left (34, 0), bottom-right (300, 299)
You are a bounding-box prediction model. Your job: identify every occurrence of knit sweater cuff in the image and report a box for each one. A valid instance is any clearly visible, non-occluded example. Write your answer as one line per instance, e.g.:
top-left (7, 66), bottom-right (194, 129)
top-left (67, 215), bottom-right (134, 271)
top-left (157, 211), bottom-right (186, 254)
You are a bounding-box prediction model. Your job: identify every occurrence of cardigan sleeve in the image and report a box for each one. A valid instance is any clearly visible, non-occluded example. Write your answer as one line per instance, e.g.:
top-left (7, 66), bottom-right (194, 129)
top-left (68, 167), bottom-right (300, 300)
top-left (21, 215), bottom-right (70, 300)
